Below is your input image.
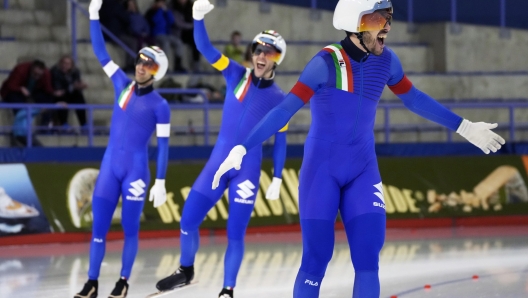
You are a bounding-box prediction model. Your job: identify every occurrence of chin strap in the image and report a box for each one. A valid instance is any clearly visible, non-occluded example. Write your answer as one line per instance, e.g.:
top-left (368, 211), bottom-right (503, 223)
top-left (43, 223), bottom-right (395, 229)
top-left (267, 69), bottom-right (275, 80)
top-left (355, 32), bottom-right (371, 56)
top-left (136, 75), bottom-right (154, 86)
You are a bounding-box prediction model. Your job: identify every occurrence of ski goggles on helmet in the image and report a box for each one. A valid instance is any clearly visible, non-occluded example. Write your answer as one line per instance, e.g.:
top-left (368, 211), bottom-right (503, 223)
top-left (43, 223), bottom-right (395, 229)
top-left (136, 53), bottom-right (159, 76)
top-left (358, 8), bottom-right (393, 32)
top-left (252, 43), bottom-right (282, 64)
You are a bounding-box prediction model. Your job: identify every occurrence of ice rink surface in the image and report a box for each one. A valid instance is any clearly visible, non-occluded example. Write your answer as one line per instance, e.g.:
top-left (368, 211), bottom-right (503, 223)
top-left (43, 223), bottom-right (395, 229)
top-left (1, 225), bottom-right (527, 298)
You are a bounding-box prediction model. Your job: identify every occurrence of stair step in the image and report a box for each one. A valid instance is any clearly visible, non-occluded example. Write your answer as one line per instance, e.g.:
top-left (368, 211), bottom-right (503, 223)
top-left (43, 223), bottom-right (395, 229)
top-left (0, 9), bottom-right (52, 26)
top-left (5, 0), bottom-right (37, 10)
top-left (0, 41), bottom-right (125, 71)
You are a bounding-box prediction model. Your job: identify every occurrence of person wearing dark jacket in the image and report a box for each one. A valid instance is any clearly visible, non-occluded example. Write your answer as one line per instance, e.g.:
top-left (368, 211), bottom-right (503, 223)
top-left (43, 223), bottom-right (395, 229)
top-left (99, 0), bottom-right (137, 71)
top-left (172, 0), bottom-right (201, 71)
top-left (146, 0), bottom-right (186, 72)
top-left (51, 55), bottom-right (88, 127)
top-left (126, 0), bottom-right (154, 51)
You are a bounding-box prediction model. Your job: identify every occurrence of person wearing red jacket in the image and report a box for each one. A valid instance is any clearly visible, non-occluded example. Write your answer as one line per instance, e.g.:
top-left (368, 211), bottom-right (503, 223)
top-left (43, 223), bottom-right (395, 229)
top-left (1, 60), bottom-right (61, 146)
top-left (0, 60), bottom-right (58, 106)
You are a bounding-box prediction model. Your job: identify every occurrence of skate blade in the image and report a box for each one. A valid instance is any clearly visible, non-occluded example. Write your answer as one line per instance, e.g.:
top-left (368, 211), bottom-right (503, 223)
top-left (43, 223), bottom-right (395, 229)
top-left (145, 281), bottom-right (198, 298)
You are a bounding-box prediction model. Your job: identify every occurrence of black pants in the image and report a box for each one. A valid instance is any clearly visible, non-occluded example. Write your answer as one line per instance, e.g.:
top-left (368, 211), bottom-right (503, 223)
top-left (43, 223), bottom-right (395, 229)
top-left (55, 90), bottom-right (87, 126)
top-left (181, 29), bottom-right (200, 63)
top-left (3, 91), bottom-right (53, 124)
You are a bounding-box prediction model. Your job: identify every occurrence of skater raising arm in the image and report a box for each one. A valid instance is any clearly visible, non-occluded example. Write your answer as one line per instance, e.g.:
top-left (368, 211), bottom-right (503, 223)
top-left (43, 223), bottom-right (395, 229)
top-left (89, 0), bottom-right (130, 92)
top-left (193, 0), bottom-right (248, 83)
top-left (75, 1), bottom-right (171, 297)
top-left (153, 1), bottom-right (289, 297)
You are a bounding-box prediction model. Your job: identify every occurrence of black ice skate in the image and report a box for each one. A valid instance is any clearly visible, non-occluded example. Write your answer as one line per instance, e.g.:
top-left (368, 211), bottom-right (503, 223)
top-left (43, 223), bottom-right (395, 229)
top-left (156, 265), bottom-right (194, 291)
top-left (218, 287), bottom-right (234, 298)
top-left (108, 278), bottom-right (128, 298)
top-left (74, 279), bottom-right (98, 298)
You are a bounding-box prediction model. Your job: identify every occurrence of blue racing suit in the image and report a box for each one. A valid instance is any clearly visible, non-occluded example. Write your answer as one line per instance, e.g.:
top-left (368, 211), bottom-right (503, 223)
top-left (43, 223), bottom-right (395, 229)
top-left (238, 37), bottom-right (462, 298)
top-left (177, 19), bottom-right (288, 288)
top-left (87, 19), bottom-right (170, 280)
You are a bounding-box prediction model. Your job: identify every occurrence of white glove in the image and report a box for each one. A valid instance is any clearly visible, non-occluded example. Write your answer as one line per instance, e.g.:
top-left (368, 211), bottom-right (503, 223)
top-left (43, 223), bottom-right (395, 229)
top-left (212, 145), bottom-right (247, 189)
top-left (193, 0), bottom-right (214, 20)
top-left (266, 177), bottom-right (282, 200)
top-left (149, 179), bottom-right (167, 208)
top-left (88, 0), bottom-right (102, 20)
top-left (456, 119), bottom-right (505, 154)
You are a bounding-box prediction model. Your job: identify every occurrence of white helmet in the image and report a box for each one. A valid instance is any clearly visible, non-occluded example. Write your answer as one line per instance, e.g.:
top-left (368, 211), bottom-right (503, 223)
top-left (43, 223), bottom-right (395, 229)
top-left (251, 30), bottom-right (287, 65)
top-left (137, 46), bottom-right (168, 81)
top-left (333, 0), bottom-right (393, 33)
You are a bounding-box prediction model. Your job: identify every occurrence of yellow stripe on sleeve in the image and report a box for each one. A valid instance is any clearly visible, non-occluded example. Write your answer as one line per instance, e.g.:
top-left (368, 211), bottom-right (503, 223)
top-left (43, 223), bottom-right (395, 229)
top-left (212, 55), bottom-right (230, 71)
top-left (278, 123), bottom-right (289, 132)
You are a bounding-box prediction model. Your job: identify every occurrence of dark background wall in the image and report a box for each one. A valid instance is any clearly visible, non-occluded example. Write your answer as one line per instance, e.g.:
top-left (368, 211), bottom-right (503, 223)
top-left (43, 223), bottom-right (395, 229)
top-left (255, 0), bottom-right (528, 30)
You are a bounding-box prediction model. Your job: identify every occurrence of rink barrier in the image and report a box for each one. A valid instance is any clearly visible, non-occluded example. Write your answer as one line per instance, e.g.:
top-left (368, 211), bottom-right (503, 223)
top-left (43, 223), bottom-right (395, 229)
top-left (1, 155), bottom-right (528, 244)
top-left (1, 215), bottom-right (528, 247)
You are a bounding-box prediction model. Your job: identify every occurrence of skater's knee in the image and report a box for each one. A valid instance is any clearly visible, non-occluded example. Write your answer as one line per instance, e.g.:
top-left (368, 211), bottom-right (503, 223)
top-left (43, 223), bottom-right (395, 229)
top-left (345, 213), bottom-right (385, 271)
top-left (122, 224), bottom-right (139, 237)
top-left (121, 217), bottom-right (140, 237)
top-left (91, 226), bottom-right (109, 240)
top-left (180, 190), bottom-right (215, 231)
top-left (226, 226), bottom-right (247, 241)
top-left (299, 248), bottom-right (333, 276)
top-left (299, 219), bottom-right (335, 276)
top-left (299, 240), bottom-right (333, 276)
top-left (180, 213), bottom-right (202, 231)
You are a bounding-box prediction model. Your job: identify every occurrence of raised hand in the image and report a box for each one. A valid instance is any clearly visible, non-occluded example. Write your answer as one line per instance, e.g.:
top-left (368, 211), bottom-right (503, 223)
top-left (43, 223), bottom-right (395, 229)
top-left (89, 0), bottom-right (103, 20)
top-left (193, 0), bottom-right (215, 21)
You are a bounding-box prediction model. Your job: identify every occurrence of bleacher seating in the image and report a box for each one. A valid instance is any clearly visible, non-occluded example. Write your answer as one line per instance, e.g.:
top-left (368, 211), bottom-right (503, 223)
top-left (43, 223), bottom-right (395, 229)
top-left (1, 0), bottom-right (527, 147)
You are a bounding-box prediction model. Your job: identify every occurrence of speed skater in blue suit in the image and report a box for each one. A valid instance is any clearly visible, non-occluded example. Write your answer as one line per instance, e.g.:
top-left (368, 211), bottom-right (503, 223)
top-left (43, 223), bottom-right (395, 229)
top-left (75, 1), bottom-right (172, 297)
top-left (154, 1), bottom-right (289, 298)
top-left (213, 1), bottom-right (505, 297)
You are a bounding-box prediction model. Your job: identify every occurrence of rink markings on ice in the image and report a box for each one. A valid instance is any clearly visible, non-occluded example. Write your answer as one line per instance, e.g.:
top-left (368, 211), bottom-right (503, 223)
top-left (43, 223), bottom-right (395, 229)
top-left (387, 270), bottom-right (524, 297)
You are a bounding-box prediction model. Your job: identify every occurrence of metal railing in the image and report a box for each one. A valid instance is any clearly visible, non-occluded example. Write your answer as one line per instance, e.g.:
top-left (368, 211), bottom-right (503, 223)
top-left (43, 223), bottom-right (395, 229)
top-left (0, 89), bottom-right (213, 147)
top-left (1, 99), bottom-right (527, 147)
top-left (377, 102), bottom-right (522, 143)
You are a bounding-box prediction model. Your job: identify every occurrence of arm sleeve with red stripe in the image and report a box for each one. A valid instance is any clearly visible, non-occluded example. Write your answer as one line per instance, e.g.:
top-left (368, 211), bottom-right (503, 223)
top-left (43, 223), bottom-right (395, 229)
top-left (387, 49), bottom-right (463, 131)
top-left (242, 55), bottom-right (328, 150)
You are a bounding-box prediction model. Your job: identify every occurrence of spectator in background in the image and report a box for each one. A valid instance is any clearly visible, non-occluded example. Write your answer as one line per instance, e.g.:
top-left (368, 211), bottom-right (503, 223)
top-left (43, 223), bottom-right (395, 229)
top-left (172, 0), bottom-right (201, 71)
top-left (223, 31), bottom-right (244, 64)
top-left (99, 0), bottom-right (137, 71)
top-left (185, 75), bottom-right (224, 103)
top-left (242, 42), bottom-right (253, 68)
top-left (146, 0), bottom-right (186, 72)
top-left (126, 0), bottom-right (153, 50)
top-left (0, 60), bottom-right (56, 107)
top-left (0, 60), bottom-right (59, 146)
top-left (50, 55), bottom-right (88, 129)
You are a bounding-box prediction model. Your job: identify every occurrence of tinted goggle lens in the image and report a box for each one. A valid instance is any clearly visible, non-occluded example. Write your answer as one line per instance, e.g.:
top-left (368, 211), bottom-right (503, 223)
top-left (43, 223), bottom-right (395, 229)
top-left (252, 44), bottom-right (281, 63)
top-left (358, 8), bottom-right (393, 32)
top-left (136, 53), bottom-right (159, 75)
